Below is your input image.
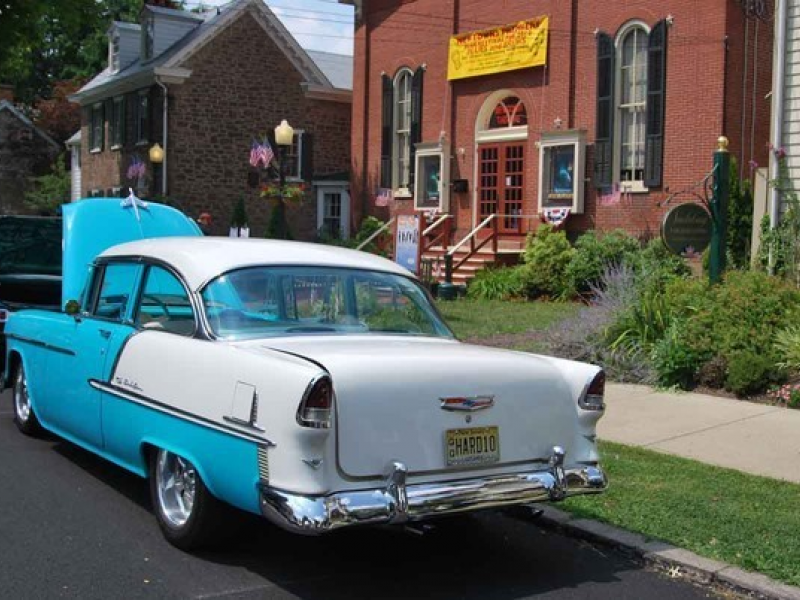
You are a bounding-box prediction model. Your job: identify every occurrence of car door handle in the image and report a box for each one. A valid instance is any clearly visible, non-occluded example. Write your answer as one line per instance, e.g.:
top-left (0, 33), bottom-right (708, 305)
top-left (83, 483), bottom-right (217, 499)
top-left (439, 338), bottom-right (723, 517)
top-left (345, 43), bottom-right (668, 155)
top-left (99, 329), bottom-right (112, 339)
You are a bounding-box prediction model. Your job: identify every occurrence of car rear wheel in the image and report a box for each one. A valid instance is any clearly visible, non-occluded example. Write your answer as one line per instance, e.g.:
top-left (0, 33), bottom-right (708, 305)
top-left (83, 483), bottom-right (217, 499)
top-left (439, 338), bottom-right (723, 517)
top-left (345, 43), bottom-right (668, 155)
top-left (13, 363), bottom-right (42, 436)
top-left (150, 448), bottom-right (225, 550)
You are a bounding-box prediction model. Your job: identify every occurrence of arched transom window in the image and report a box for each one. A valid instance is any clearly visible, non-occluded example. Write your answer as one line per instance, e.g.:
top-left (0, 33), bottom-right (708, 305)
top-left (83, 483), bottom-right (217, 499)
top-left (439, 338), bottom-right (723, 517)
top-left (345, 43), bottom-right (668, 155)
top-left (488, 96), bottom-right (527, 129)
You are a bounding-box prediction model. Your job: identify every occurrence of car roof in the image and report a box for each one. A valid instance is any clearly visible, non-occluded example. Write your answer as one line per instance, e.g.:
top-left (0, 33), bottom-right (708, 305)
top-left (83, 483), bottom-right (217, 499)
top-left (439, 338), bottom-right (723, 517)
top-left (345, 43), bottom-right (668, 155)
top-left (100, 237), bottom-right (413, 291)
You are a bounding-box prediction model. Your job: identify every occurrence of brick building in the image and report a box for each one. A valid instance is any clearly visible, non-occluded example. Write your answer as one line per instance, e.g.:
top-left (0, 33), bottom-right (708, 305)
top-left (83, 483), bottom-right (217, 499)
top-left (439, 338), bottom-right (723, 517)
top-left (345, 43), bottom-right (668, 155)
top-left (70, 0), bottom-right (353, 240)
top-left (0, 99), bottom-right (61, 216)
top-left (344, 0), bottom-right (774, 280)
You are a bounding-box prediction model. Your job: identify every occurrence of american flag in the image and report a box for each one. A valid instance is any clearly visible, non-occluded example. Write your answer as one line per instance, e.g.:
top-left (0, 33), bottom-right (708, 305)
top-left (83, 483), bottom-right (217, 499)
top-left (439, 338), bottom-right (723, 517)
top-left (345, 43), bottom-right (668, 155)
top-left (258, 138), bottom-right (275, 168)
top-left (249, 139), bottom-right (275, 168)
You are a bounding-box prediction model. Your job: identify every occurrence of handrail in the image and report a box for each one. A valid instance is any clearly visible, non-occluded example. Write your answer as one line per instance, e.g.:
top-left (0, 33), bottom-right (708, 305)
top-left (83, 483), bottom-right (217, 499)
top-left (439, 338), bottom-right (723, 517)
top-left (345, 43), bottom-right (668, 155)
top-left (422, 214), bottom-right (452, 236)
top-left (448, 214), bottom-right (495, 256)
top-left (355, 216), bottom-right (396, 251)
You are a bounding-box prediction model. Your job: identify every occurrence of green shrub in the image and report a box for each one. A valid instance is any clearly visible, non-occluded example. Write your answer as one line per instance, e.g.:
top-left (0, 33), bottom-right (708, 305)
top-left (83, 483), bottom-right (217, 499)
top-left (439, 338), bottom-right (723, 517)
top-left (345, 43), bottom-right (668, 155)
top-left (607, 286), bottom-right (671, 355)
top-left (696, 355), bottom-right (727, 388)
top-left (520, 225), bottom-right (574, 298)
top-left (725, 351), bottom-right (776, 397)
top-left (657, 271), bottom-right (800, 391)
top-left (651, 321), bottom-right (700, 389)
top-left (467, 267), bottom-right (524, 301)
top-left (775, 326), bottom-right (800, 374)
top-left (633, 239), bottom-right (692, 289)
top-left (566, 230), bottom-right (640, 296)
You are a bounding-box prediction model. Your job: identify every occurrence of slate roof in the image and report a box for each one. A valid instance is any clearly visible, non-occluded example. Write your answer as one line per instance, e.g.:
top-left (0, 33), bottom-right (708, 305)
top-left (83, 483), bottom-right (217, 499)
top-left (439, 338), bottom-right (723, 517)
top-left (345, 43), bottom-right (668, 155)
top-left (0, 100), bottom-right (60, 150)
top-left (73, 0), bottom-right (353, 104)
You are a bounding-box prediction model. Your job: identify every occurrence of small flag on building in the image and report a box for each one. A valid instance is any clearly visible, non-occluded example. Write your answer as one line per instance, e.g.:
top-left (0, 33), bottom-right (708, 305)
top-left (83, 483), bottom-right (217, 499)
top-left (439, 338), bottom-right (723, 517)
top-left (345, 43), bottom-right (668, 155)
top-left (598, 183), bottom-right (621, 206)
top-left (375, 187), bottom-right (392, 207)
top-left (542, 207), bottom-right (571, 227)
top-left (249, 138), bottom-right (275, 168)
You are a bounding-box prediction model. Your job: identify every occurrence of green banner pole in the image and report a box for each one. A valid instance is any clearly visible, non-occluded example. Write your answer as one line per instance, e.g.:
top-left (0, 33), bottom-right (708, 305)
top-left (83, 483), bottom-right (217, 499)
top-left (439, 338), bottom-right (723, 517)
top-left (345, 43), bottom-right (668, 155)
top-left (709, 136), bottom-right (730, 284)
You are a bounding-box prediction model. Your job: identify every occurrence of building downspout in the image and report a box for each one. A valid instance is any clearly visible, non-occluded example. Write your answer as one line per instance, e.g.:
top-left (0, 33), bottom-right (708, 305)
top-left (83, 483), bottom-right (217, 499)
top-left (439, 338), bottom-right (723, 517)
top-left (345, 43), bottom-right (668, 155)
top-left (769, 0), bottom-right (788, 231)
top-left (156, 77), bottom-right (169, 197)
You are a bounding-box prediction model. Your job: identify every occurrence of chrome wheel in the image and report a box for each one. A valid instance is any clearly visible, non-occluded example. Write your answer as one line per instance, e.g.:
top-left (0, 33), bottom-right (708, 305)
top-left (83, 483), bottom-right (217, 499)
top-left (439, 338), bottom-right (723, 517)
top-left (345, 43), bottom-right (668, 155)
top-left (155, 450), bottom-right (198, 528)
top-left (14, 367), bottom-right (31, 424)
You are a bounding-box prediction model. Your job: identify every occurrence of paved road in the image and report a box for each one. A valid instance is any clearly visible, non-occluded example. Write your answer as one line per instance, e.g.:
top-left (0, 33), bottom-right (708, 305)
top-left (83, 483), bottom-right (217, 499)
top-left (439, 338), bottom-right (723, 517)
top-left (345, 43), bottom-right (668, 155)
top-left (0, 389), bottom-right (720, 600)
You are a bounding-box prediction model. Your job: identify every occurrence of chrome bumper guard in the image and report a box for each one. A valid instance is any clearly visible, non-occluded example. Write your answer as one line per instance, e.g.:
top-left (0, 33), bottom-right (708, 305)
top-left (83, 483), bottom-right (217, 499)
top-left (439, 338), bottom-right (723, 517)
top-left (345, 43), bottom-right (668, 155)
top-left (259, 446), bottom-right (607, 535)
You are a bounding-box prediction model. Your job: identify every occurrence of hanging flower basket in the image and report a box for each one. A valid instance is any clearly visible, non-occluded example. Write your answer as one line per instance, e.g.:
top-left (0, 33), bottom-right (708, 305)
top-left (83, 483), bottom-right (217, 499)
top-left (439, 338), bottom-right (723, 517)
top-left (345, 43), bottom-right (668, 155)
top-left (260, 183), bottom-right (306, 204)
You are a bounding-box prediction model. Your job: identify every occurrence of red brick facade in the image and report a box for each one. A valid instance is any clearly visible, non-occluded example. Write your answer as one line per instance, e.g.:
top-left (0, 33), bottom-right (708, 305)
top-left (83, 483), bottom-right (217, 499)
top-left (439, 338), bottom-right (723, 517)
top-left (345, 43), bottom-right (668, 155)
top-left (80, 10), bottom-right (351, 239)
top-left (351, 0), bottom-right (773, 242)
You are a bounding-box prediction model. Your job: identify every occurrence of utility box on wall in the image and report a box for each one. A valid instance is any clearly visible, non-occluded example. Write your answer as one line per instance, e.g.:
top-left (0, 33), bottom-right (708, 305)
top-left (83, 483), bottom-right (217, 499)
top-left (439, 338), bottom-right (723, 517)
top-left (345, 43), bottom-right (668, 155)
top-left (538, 130), bottom-right (586, 214)
top-left (414, 141), bottom-right (450, 212)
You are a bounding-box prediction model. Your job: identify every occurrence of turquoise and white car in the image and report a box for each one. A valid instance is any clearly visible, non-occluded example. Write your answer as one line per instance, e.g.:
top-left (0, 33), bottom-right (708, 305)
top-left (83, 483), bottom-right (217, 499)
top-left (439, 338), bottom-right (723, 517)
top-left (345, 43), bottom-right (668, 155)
top-left (3, 199), bottom-right (607, 550)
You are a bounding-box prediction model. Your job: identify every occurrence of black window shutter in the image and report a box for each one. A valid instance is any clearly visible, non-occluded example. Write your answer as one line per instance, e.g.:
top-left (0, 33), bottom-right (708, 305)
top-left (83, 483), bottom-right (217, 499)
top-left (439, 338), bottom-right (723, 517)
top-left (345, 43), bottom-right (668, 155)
top-left (594, 32), bottom-right (614, 189)
top-left (380, 73), bottom-right (393, 188)
top-left (100, 102), bottom-right (106, 151)
top-left (644, 19), bottom-right (668, 188)
top-left (409, 66), bottom-right (424, 189)
top-left (300, 132), bottom-right (314, 182)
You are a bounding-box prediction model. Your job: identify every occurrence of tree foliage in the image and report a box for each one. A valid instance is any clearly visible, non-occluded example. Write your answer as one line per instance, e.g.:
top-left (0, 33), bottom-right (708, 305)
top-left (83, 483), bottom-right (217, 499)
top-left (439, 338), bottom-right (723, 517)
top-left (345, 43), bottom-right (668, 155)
top-left (24, 154), bottom-right (71, 216)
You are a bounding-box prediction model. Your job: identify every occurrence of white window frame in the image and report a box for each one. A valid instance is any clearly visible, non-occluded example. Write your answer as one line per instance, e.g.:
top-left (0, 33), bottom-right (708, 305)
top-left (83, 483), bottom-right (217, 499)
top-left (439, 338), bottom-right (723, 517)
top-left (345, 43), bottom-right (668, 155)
top-left (392, 68), bottom-right (413, 195)
top-left (90, 103), bottom-right (104, 153)
top-left (110, 96), bottom-right (124, 150)
top-left (135, 91), bottom-right (149, 146)
top-left (614, 20), bottom-right (650, 193)
top-left (316, 183), bottom-right (350, 240)
top-left (285, 130), bottom-right (304, 181)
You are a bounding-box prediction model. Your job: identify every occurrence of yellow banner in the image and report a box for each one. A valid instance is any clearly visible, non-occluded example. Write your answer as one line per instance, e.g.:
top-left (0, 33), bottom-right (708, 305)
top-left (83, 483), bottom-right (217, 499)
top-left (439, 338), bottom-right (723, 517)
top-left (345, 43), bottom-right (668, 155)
top-left (448, 17), bottom-right (549, 81)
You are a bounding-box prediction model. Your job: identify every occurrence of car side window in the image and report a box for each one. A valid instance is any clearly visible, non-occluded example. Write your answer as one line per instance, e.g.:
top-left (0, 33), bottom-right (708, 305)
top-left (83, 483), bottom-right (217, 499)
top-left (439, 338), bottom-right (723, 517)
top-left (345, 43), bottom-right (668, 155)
top-left (92, 263), bottom-right (140, 322)
top-left (135, 265), bottom-right (195, 336)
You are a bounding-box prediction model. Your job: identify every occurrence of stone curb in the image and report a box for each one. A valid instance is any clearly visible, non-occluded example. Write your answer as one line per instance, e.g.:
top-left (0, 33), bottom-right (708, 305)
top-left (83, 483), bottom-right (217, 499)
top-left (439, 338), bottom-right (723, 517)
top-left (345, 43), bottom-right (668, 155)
top-left (535, 506), bottom-right (800, 600)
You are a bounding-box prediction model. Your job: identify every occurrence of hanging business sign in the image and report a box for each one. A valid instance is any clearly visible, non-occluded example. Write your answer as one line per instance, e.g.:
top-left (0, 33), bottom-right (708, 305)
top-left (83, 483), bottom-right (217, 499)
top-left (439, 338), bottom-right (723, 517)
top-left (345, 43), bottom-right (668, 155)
top-left (447, 17), bottom-right (549, 81)
top-left (395, 214), bottom-right (420, 274)
top-left (661, 203), bottom-right (712, 257)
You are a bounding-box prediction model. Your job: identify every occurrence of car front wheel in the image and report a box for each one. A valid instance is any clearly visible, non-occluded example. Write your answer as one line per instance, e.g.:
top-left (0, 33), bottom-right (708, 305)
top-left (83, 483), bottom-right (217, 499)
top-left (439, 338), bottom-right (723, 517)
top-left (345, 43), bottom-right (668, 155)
top-left (150, 448), bottom-right (225, 550)
top-left (13, 363), bottom-right (42, 436)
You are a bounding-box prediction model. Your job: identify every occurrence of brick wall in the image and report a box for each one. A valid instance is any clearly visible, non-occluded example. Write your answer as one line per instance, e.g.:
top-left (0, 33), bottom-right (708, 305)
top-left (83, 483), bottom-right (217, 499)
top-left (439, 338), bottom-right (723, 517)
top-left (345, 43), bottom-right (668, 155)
top-left (168, 9), bottom-right (351, 238)
top-left (353, 0), bottom-right (774, 241)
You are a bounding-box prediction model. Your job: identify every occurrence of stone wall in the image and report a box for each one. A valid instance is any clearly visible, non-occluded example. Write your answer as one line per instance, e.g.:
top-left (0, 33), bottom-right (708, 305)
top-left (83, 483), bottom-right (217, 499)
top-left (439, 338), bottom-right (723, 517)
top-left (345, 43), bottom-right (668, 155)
top-left (0, 109), bottom-right (59, 215)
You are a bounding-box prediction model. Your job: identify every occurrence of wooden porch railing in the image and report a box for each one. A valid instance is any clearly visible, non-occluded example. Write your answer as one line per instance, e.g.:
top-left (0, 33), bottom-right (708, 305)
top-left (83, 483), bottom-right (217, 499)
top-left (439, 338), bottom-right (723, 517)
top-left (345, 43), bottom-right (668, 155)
top-left (420, 213), bottom-right (454, 255)
top-left (355, 216), bottom-right (396, 252)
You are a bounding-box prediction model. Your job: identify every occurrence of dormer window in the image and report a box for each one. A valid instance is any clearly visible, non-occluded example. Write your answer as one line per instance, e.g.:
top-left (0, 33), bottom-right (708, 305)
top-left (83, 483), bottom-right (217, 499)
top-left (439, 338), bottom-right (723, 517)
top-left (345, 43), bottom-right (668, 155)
top-left (143, 14), bottom-right (155, 60)
top-left (110, 32), bottom-right (121, 72)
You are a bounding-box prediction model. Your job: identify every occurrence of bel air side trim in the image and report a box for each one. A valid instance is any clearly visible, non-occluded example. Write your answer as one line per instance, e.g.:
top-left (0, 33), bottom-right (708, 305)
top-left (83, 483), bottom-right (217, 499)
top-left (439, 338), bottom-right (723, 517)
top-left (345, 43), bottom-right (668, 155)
top-left (260, 447), bottom-right (607, 535)
top-left (88, 379), bottom-right (275, 446)
top-left (6, 333), bottom-right (76, 356)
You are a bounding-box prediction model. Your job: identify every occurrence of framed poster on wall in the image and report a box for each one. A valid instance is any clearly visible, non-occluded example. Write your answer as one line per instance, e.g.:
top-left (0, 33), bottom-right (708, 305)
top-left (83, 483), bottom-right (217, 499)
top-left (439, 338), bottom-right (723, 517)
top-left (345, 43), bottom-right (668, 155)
top-left (395, 214), bottom-right (420, 274)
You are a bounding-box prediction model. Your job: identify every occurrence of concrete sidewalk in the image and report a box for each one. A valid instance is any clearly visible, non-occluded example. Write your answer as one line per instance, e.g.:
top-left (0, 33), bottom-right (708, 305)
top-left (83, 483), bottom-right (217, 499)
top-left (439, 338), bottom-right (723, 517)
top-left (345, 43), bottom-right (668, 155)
top-left (600, 383), bottom-right (800, 484)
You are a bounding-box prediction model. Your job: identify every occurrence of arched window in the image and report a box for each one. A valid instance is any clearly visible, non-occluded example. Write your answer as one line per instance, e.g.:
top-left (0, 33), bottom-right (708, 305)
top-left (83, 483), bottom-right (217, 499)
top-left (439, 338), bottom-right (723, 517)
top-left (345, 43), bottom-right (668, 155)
top-left (488, 96), bottom-right (527, 129)
top-left (617, 24), bottom-right (648, 187)
top-left (393, 68), bottom-right (413, 190)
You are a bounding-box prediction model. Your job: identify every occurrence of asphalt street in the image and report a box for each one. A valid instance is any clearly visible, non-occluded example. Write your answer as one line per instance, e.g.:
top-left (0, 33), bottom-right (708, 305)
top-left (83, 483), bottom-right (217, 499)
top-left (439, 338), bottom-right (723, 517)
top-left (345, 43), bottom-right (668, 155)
top-left (0, 389), bottom-right (721, 600)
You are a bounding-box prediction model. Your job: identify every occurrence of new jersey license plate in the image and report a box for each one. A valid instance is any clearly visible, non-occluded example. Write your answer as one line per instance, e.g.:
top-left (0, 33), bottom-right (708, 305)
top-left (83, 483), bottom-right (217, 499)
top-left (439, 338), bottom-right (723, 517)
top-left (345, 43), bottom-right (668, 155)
top-left (445, 426), bottom-right (500, 467)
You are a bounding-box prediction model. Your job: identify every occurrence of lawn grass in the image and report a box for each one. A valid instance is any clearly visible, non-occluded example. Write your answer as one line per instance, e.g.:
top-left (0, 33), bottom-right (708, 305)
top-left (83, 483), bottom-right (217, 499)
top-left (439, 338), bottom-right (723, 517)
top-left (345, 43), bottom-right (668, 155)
top-left (564, 441), bottom-right (800, 586)
top-left (436, 298), bottom-right (577, 342)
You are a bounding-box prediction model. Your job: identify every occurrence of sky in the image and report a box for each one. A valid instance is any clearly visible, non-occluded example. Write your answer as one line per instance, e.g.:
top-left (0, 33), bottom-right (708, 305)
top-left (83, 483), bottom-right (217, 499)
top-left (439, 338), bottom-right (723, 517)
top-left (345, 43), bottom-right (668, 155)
top-left (182, 0), bottom-right (355, 55)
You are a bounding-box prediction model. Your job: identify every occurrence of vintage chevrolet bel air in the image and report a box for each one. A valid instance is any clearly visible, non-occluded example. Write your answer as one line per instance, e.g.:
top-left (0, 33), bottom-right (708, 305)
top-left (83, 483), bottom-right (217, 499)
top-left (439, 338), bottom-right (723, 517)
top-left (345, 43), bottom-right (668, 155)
top-left (3, 198), bottom-right (607, 550)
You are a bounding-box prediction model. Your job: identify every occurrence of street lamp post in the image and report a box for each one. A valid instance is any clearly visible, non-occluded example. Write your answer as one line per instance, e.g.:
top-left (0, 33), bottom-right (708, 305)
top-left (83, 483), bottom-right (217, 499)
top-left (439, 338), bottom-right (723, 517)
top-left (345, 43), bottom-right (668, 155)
top-left (274, 119), bottom-right (294, 240)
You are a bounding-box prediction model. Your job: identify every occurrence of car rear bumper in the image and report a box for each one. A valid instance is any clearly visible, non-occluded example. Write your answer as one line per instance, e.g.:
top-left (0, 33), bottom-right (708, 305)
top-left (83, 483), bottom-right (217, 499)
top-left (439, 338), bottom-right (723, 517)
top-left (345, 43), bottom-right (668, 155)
top-left (258, 447), bottom-right (607, 535)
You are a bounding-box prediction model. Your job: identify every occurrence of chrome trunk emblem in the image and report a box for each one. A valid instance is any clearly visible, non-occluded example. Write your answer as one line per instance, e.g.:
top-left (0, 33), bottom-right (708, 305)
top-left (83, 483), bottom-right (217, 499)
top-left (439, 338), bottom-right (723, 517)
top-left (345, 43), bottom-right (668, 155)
top-left (440, 395), bottom-right (495, 412)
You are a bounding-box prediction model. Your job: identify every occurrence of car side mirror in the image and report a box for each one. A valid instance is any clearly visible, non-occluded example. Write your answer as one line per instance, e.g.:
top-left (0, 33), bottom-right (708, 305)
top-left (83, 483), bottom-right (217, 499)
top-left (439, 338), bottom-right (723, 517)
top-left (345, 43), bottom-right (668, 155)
top-left (65, 299), bottom-right (81, 316)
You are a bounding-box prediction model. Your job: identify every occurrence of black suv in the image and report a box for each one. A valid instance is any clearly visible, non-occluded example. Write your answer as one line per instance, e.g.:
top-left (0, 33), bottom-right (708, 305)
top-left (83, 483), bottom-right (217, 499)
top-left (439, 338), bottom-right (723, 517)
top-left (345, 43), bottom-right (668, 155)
top-left (0, 216), bottom-right (62, 379)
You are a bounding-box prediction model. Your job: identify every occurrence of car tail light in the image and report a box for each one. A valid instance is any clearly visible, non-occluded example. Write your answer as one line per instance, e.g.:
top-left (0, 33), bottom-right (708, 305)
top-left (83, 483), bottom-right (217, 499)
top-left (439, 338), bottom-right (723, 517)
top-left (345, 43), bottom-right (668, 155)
top-left (579, 370), bottom-right (605, 411)
top-left (297, 375), bottom-right (333, 429)
top-left (0, 309), bottom-right (8, 324)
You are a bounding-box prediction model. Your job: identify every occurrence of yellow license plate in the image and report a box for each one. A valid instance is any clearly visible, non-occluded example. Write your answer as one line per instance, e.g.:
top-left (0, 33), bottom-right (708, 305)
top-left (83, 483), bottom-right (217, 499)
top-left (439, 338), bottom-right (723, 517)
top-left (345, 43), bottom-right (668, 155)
top-left (445, 426), bottom-right (500, 467)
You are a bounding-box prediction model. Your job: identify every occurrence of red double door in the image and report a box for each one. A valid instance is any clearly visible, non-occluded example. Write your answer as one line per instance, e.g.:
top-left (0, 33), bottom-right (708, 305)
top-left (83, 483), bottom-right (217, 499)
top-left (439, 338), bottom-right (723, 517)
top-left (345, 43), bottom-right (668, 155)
top-left (478, 142), bottom-right (525, 234)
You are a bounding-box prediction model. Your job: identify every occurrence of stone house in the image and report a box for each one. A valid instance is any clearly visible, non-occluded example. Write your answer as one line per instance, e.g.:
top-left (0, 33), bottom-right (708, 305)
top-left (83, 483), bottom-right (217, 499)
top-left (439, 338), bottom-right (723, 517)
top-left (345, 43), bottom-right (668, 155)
top-left (0, 99), bottom-right (61, 215)
top-left (343, 0), bottom-right (774, 282)
top-left (70, 0), bottom-right (353, 240)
